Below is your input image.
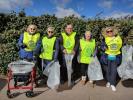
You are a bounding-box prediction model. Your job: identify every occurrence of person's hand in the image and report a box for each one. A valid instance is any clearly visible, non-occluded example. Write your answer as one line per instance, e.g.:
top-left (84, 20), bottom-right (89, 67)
top-left (21, 44), bottom-right (27, 48)
top-left (54, 59), bottom-right (58, 62)
top-left (63, 49), bottom-right (67, 54)
top-left (105, 44), bottom-right (108, 50)
top-left (41, 48), bottom-right (44, 53)
top-left (71, 50), bottom-right (75, 55)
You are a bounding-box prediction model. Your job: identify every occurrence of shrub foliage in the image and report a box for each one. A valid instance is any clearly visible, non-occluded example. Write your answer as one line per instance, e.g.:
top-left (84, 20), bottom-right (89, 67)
top-left (0, 11), bottom-right (133, 74)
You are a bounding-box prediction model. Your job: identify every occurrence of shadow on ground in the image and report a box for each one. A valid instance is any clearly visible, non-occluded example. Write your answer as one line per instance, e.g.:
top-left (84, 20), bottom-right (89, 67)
top-left (6, 88), bottom-right (50, 99)
top-left (121, 79), bottom-right (133, 88)
top-left (95, 79), bottom-right (106, 87)
top-left (0, 78), bottom-right (7, 91)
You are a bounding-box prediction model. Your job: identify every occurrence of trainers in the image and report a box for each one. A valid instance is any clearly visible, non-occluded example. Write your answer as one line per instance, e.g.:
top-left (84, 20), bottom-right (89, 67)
top-left (106, 82), bottom-right (110, 88)
top-left (81, 76), bottom-right (86, 85)
top-left (89, 80), bottom-right (93, 83)
top-left (111, 85), bottom-right (116, 91)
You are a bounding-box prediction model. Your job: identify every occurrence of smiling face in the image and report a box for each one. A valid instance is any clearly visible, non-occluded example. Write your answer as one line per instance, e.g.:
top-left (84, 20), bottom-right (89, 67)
top-left (27, 25), bottom-right (37, 35)
top-left (106, 28), bottom-right (114, 37)
top-left (85, 31), bottom-right (91, 41)
top-left (65, 24), bottom-right (73, 35)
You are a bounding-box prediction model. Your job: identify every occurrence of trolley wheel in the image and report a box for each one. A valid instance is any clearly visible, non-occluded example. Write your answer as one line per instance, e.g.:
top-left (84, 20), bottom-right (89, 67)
top-left (25, 91), bottom-right (34, 97)
top-left (7, 90), bottom-right (13, 98)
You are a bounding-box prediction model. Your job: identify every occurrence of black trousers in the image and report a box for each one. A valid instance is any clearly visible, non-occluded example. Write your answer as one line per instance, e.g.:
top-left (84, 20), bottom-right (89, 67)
top-left (80, 63), bottom-right (88, 76)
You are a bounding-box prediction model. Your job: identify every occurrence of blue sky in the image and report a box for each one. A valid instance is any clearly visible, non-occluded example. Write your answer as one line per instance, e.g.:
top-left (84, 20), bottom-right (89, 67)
top-left (0, 0), bottom-right (133, 18)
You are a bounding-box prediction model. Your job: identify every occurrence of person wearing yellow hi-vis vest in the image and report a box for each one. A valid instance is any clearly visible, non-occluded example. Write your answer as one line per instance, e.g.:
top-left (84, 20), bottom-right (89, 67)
top-left (18, 24), bottom-right (40, 61)
top-left (59, 23), bottom-right (79, 84)
top-left (39, 26), bottom-right (59, 69)
top-left (79, 31), bottom-right (96, 85)
top-left (100, 27), bottom-right (122, 92)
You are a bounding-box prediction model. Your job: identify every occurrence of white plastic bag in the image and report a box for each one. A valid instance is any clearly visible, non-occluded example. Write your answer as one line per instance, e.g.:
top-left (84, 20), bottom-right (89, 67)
top-left (44, 61), bottom-right (60, 89)
top-left (8, 60), bottom-right (35, 74)
top-left (43, 61), bottom-right (55, 76)
top-left (87, 56), bottom-right (103, 81)
top-left (117, 45), bottom-right (133, 80)
top-left (65, 54), bottom-right (74, 87)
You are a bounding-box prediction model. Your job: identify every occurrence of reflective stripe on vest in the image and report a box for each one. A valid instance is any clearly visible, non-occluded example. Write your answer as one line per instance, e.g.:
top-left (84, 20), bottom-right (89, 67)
top-left (62, 32), bottom-right (76, 54)
top-left (23, 32), bottom-right (40, 51)
top-left (80, 39), bottom-right (95, 64)
top-left (105, 35), bottom-right (122, 55)
top-left (40, 36), bottom-right (56, 60)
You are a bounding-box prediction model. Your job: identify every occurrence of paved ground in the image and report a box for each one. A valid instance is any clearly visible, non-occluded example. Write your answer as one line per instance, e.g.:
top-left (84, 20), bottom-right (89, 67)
top-left (0, 75), bottom-right (133, 100)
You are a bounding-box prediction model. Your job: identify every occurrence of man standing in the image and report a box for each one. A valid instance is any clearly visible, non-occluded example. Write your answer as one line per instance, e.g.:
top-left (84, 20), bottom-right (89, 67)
top-left (59, 23), bottom-right (79, 84)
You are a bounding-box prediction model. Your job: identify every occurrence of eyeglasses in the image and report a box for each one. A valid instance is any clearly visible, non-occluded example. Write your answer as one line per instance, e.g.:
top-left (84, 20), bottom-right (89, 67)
top-left (106, 30), bottom-right (113, 33)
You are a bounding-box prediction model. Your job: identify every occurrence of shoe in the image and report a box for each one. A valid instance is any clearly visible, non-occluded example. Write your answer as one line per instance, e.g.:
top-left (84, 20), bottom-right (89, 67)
top-left (106, 82), bottom-right (110, 88)
top-left (89, 80), bottom-right (93, 83)
top-left (111, 85), bottom-right (116, 91)
top-left (81, 76), bottom-right (86, 85)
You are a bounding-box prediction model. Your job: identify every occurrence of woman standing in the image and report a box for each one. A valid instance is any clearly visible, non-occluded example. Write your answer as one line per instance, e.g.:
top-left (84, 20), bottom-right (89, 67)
top-left (79, 31), bottom-right (96, 85)
top-left (39, 26), bottom-right (59, 68)
top-left (100, 27), bottom-right (122, 91)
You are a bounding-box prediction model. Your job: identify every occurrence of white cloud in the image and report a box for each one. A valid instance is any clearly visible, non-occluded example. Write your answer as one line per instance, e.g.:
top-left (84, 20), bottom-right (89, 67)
top-left (105, 11), bottom-right (133, 19)
top-left (0, 0), bottom-right (33, 13)
top-left (98, 0), bottom-right (113, 9)
top-left (50, 0), bottom-right (71, 7)
top-left (55, 7), bottom-right (80, 18)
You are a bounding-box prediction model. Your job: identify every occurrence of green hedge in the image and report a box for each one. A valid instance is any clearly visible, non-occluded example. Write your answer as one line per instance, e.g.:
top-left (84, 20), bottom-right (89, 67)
top-left (0, 12), bottom-right (133, 74)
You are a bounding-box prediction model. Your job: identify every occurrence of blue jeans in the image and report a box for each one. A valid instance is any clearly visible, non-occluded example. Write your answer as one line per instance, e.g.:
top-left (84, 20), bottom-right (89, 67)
top-left (106, 60), bottom-right (118, 85)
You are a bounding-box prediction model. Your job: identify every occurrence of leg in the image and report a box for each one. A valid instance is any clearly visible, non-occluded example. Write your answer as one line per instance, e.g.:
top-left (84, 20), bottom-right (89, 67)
top-left (105, 60), bottom-right (111, 87)
top-left (106, 60), bottom-right (111, 83)
top-left (80, 63), bottom-right (88, 85)
top-left (110, 60), bottom-right (118, 86)
top-left (60, 56), bottom-right (68, 83)
top-left (108, 60), bottom-right (117, 91)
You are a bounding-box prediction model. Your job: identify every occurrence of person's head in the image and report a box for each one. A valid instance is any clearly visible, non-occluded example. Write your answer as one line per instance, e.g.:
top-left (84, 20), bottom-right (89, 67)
top-left (47, 26), bottom-right (55, 37)
top-left (85, 31), bottom-right (92, 41)
top-left (65, 24), bottom-right (73, 35)
top-left (106, 27), bottom-right (115, 37)
top-left (27, 24), bottom-right (37, 35)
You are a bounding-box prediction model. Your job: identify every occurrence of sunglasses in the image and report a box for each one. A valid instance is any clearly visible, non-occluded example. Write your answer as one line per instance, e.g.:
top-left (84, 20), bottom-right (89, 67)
top-left (48, 31), bottom-right (53, 33)
top-left (30, 28), bottom-right (36, 30)
top-left (106, 30), bottom-right (113, 33)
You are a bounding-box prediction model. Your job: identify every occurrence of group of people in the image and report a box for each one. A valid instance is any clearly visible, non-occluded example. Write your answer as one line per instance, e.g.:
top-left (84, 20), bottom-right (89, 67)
top-left (18, 23), bottom-right (122, 92)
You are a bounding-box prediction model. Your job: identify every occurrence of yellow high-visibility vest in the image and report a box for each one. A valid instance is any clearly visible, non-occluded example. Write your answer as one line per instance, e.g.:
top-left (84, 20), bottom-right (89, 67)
top-left (40, 36), bottom-right (56, 60)
top-left (80, 39), bottom-right (95, 64)
top-left (105, 35), bottom-right (122, 55)
top-left (61, 32), bottom-right (76, 53)
top-left (23, 32), bottom-right (40, 51)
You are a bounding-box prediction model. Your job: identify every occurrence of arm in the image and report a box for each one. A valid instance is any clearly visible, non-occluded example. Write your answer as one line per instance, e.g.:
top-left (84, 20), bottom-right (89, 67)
top-left (73, 34), bottom-right (79, 53)
top-left (100, 38), bottom-right (107, 52)
top-left (59, 35), bottom-right (65, 51)
top-left (18, 33), bottom-right (24, 47)
top-left (54, 38), bottom-right (59, 61)
top-left (93, 46), bottom-right (97, 57)
top-left (33, 38), bottom-right (42, 56)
